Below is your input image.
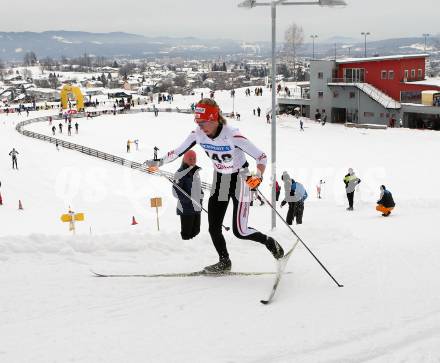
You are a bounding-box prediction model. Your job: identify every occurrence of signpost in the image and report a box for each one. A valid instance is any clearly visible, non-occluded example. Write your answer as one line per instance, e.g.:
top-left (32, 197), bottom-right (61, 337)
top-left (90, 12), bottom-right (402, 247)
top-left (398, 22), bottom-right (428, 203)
top-left (150, 197), bottom-right (162, 231)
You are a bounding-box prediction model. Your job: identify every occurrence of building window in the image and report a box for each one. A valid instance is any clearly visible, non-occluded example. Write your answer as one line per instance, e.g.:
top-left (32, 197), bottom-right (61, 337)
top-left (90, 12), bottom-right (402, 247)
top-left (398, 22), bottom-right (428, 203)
top-left (404, 70), bottom-right (409, 80)
top-left (318, 91), bottom-right (324, 98)
top-left (388, 71), bottom-right (394, 80)
top-left (411, 69), bottom-right (416, 78)
top-left (349, 91), bottom-right (356, 99)
top-left (364, 112), bottom-right (374, 117)
top-left (318, 72), bottom-right (323, 79)
top-left (381, 70), bottom-right (387, 80)
top-left (333, 91), bottom-right (339, 98)
top-left (418, 69), bottom-right (423, 79)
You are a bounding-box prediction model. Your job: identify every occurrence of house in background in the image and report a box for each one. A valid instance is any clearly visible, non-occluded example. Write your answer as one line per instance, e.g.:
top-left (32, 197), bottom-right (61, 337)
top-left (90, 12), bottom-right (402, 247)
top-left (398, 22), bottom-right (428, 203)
top-left (279, 54), bottom-right (440, 129)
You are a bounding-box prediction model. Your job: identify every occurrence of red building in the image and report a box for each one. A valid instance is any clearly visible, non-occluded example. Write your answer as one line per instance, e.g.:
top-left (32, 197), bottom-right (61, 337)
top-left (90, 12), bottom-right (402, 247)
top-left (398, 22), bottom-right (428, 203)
top-left (336, 54), bottom-right (440, 102)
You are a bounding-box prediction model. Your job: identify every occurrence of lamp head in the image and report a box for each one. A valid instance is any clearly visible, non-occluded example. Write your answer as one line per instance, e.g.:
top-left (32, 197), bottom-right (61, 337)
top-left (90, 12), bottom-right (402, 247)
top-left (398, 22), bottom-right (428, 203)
top-left (319, 0), bottom-right (347, 7)
top-left (238, 0), bottom-right (257, 8)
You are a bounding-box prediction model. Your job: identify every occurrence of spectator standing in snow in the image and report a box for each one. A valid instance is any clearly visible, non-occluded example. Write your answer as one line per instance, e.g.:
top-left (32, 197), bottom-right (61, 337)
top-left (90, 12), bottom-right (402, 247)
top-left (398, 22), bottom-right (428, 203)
top-left (317, 179), bottom-right (325, 199)
top-left (376, 185), bottom-right (395, 217)
top-left (127, 140), bottom-right (131, 153)
top-left (321, 110), bottom-right (327, 126)
top-left (343, 168), bottom-right (361, 211)
top-left (315, 109), bottom-right (321, 122)
top-left (300, 119), bottom-right (304, 131)
top-left (58, 123), bottom-right (63, 133)
top-left (9, 148), bottom-right (19, 169)
top-left (67, 124), bottom-right (72, 136)
top-left (280, 172), bottom-right (307, 224)
top-left (75, 122), bottom-right (79, 134)
top-left (275, 180), bottom-right (281, 201)
top-left (257, 107), bottom-right (261, 117)
top-left (172, 150), bottom-right (203, 240)
top-left (51, 126), bottom-right (56, 136)
top-left (266, 114), bottom-right (270, 124)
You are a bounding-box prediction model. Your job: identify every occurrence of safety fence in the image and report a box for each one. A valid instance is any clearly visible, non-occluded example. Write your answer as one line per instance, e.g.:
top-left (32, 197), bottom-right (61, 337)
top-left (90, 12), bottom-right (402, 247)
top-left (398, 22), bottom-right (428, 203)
top-left (15, 108), bottom-right (213, 191)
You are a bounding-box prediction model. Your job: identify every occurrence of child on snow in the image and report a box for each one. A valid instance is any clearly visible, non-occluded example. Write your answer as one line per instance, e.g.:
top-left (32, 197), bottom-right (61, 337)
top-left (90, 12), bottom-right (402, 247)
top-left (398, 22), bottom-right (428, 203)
top-left (172, 150), bottom-right (204, 240)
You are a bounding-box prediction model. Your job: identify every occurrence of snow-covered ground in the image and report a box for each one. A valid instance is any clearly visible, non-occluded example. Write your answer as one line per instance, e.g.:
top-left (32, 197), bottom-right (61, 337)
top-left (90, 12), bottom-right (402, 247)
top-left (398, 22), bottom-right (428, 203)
top-left (1, 88), bottom-right (440, 362)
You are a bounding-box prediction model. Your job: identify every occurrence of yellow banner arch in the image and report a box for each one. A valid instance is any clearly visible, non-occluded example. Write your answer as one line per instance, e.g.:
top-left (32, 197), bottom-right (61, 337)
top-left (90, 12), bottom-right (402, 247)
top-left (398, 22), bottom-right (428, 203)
top-left (60, 84), bottom-right (84, 111)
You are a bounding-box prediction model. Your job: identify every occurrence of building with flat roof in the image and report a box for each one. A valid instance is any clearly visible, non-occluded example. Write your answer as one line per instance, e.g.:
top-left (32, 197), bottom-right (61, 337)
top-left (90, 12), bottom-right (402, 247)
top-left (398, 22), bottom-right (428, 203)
top-left (279, 54), bottom-right (440, 129)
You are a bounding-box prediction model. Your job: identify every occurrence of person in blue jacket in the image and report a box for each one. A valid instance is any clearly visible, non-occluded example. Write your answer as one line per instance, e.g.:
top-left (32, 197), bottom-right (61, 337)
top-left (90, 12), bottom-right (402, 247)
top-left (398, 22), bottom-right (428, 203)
top-left (172, 150), bottom-right (204, 240)
top-left (280, 172), bottom-right (308, 224)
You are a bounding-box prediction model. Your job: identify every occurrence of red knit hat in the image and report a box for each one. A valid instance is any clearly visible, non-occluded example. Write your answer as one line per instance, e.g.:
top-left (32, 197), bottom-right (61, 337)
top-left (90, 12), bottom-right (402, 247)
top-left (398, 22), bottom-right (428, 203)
top-left (194, 103), bottom-right (219, 123)
top-left (183, 150), bottom-right (197, 163)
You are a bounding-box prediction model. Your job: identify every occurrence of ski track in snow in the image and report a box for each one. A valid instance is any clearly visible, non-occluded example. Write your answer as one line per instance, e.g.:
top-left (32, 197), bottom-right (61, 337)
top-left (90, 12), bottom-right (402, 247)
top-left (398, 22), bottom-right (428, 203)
top-left (1, 88), bottom-right (440, 362)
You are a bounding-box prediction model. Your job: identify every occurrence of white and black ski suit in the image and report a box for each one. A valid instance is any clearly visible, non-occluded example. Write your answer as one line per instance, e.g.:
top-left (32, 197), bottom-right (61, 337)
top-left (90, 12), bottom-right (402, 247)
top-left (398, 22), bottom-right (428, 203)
top-left (159, 124), bottom-right (269, 261)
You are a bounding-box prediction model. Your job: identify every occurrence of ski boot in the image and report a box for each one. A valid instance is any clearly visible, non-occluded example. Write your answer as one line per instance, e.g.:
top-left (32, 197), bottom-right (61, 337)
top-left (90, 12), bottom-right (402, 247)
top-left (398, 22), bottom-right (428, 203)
top-left (266, 237), bottom-right (284, 260)
top-left (204, 258), bottom-right (232, 274)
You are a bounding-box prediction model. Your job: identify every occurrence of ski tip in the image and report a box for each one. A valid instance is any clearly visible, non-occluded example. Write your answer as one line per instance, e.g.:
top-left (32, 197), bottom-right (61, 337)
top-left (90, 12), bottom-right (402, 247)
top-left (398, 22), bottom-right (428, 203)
top-left (90, 270), bottom-right (105, 277)
top-left (260, 300), bottom-right (270, 305)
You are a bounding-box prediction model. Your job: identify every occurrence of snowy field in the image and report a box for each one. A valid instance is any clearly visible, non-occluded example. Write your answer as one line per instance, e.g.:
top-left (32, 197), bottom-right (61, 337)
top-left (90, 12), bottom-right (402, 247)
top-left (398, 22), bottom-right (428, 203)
top-left (1, 89), bottom-right (440, 362)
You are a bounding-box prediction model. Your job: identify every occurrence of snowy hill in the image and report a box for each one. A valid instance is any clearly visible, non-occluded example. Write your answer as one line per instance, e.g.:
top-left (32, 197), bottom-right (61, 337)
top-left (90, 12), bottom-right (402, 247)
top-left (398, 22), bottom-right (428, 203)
top-left (1, 89), bottom-right (440, 362)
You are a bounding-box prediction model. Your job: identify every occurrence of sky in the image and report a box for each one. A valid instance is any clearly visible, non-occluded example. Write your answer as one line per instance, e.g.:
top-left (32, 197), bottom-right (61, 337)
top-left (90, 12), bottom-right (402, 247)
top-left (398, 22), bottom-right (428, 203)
top-left (1, 0), bottom-right (438, 43)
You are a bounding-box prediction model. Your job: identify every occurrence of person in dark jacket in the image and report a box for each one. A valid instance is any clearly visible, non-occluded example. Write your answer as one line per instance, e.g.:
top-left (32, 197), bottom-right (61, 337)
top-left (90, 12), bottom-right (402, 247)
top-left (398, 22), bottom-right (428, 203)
top-left (9, 148), bottom-right (19, 169)
top-left (172, 150), bottom-right (203, 240)
top-left (343, 168), bottom-right (361, 210)
top-left (376, 185), bottom-right (395, 216)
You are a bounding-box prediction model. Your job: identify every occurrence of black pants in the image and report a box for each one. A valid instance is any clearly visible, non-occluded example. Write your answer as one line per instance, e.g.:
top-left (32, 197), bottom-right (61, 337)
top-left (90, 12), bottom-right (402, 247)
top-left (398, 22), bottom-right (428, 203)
top-left (276, 190), bottom-right (280, 201)
top-left (180, 213), bottom-right (201, 240)
top-left (208, 171), bottom-right (267, 261)
top-left (286, 201), bottom-right (304, 224)
top-left (347, 192), bottom-right (354, 208)
top-left (12, 157), bottom-right (18, 169)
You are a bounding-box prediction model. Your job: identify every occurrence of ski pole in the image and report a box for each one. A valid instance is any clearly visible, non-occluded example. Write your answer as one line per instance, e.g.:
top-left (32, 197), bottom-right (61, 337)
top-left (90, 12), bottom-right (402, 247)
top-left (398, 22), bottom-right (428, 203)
top-left (257, 189), bottom-right (343, 288)
top-left (149, 169), bottom-right (231, 232)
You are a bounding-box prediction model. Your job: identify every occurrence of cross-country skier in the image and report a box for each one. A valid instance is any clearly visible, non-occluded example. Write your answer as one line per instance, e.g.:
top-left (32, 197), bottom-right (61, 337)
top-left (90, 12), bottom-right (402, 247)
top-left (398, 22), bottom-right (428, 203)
top-left (172, 150), bottom-right (203, 240)
top-left (144, 98), bottom-right (284, 273)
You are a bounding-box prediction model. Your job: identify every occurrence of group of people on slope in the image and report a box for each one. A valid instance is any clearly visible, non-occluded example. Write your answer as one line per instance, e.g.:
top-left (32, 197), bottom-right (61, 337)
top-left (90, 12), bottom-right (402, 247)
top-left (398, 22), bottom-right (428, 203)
top-left (144, 98), bottom-right (397, 273)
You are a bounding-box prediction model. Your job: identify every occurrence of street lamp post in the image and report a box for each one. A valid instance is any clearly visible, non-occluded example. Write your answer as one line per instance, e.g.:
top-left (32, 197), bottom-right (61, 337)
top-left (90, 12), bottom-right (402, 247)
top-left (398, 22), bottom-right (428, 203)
top-left (361, 31), bottom-right (370, 57)
top-left (238, 0), bottom-right (346, 229)
top-left (310, 34), bottom-right (318, 60)
top-left (422, 33), bottom-right (430, 52)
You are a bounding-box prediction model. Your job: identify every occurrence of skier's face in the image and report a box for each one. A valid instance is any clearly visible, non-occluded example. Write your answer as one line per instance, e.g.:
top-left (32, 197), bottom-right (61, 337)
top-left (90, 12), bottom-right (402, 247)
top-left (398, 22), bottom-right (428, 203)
top-left (197, 120), bottom-right (218, 137)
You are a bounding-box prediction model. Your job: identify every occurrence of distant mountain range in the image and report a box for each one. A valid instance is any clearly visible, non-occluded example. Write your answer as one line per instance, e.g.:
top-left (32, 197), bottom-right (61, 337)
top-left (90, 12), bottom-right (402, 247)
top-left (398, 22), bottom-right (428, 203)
top-left (0, 31), bottom-right (438, 61)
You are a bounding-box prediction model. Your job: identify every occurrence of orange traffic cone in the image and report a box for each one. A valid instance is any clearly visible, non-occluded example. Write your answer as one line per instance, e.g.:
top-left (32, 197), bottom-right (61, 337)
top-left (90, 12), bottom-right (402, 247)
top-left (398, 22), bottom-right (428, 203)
top-left (131, 216), bottom-right (138, 225)
top-left (0, 192), bottom-right (3, 205)
top-left (18, 200), bottom-right (23, 210)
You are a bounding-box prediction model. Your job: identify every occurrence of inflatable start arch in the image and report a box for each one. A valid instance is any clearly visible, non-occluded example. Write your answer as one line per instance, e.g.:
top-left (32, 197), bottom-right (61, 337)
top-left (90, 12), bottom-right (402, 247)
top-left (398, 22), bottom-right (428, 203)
top-left (60, 84), bottom-right (84, 111)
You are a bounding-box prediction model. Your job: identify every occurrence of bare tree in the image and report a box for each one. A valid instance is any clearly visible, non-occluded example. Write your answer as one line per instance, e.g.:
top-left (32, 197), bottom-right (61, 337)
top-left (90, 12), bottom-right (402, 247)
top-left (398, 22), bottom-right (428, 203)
top-left (23, 51), bottom-right (38, 66)
top-left (284, 23), bottom-right (304, 81)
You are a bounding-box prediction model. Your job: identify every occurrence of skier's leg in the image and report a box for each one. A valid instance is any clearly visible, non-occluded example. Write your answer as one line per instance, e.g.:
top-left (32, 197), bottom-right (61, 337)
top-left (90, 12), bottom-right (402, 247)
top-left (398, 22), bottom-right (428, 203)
top-left (231, 175), bottom-right (284, 259)
top-left (208, 174), bottom-right (231, 261)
